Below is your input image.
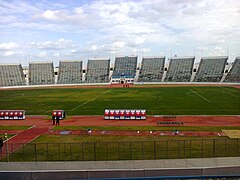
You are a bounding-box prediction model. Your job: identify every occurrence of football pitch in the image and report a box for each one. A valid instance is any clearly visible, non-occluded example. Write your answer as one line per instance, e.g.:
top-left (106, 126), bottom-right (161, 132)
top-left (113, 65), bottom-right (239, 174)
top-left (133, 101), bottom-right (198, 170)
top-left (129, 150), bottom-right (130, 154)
top-left (0, 86), bottom-right (239, 115)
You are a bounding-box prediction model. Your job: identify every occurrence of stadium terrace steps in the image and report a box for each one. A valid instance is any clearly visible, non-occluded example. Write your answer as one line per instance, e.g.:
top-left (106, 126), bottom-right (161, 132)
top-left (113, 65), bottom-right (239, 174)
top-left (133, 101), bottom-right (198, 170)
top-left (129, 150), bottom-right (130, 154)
top-left (85, 59), bottom-right (110, 83)
top-left (0, 64), bottom-right (26, 87)
top-left (194, 57), bottom-right (228, 82)
top-left (0, 56), bottom-right (240, 87)
top-left (112, 56), bottom-right (137, 78)
top-left (224, 57), bottom-right (240, 83)
top-left (138, 57), bottom-right (165, 82)
top-left (164, 57), bottom-right (195, 82)
top-left (57, 61), bottom-right (83, 84)
top-left (29, 62), bottom-right (55, 85)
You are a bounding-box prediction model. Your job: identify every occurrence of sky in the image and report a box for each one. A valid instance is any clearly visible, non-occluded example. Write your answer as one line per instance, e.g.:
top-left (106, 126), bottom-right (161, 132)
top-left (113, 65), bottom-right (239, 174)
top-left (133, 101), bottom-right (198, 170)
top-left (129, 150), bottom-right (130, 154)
top-left (0, 0), bottom-right (239, 66)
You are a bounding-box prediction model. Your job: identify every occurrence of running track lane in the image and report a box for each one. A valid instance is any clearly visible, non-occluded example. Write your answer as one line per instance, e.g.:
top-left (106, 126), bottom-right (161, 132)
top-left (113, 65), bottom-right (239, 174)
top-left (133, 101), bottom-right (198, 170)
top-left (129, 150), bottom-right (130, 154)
top-left (1, 127), bottom-right (49, 159)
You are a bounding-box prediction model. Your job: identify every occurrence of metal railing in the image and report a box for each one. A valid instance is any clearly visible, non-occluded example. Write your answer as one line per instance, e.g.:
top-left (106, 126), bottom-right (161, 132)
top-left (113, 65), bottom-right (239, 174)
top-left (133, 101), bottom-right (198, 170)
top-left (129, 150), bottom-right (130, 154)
top-left (1, 138), bottom-right (239, 162)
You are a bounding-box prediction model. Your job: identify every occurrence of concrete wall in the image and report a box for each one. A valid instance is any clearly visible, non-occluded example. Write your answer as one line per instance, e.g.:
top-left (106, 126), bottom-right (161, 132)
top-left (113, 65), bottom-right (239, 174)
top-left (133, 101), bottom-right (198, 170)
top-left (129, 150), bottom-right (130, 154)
top-left (1, 157), bottom-right (240, 180)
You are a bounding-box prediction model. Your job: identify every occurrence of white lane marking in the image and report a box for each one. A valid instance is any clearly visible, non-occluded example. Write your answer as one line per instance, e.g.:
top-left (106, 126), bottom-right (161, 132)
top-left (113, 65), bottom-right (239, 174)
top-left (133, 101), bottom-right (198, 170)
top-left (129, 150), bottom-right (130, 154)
top-left (189, 89), bottom-right (211, 103)
top-left (71, 89), bottom-right (112, 111)
top-left (222, 91), bottom-right (239, 97)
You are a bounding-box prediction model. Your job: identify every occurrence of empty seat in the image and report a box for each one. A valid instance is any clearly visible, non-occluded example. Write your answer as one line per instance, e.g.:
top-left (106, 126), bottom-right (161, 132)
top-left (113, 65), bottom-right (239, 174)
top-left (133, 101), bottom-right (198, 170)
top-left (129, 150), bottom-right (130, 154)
top-left (0, 64), bottom-right (26, 87)
top-left (194, 57), bottom-right (227, 82)
top-left (112, 56), bottom-right (137, 78)
top-left (85, 59), bottom-right (110, 83)
top-left (224, 57), bottom-right (240, 83)
top-left (57, 61), bottom-right (82, 84)
top-left (164, 57), bottom-right (194, 82)
top-left (29, 62), bottom-right (55, 85)
top-left (138, 57), bottom-right (165, 82)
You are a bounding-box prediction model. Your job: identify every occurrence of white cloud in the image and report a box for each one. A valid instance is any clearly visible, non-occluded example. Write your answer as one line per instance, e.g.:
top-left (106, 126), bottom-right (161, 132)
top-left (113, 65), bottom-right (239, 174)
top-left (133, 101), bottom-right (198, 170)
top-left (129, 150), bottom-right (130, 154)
top-left (31, 38), bottom-right (74, 50)
top-left (42, 10), bottom-right (68, 21)
top-left (3, 51), bottom-right (16, 56)
top-left (112, 41), bottom-right (125, 49)
top-left (0, 42), bottom-right (19, 51)
top-left (38, 52), bottom-right (48, 58)
top-left (53, 52), bottom-right (60, 57)
top-left (0, 0), bottom-right (239, 64)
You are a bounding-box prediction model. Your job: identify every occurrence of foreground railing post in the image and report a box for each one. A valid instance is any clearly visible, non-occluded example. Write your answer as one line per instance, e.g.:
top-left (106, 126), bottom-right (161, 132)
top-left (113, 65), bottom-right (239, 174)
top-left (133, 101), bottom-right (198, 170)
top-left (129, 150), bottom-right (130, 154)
top-left (34, 143), bottom-right (37, 162)
top-left (237, 139), bottom-right (239, 156)
top-left (154, 141), bottom-right (156, 159)
top-left (58, 143), bottom-right (61, 160)
top-left (93, 142), bottom-right (96, 161)
top-left (213, 139), bottom-right (215, 157)
top-left (46, 143), bottom-right (48, 161)
top-left (118, 142), bottom-right (120, 160)
top-left (190, 140), bottom-right (192, 158)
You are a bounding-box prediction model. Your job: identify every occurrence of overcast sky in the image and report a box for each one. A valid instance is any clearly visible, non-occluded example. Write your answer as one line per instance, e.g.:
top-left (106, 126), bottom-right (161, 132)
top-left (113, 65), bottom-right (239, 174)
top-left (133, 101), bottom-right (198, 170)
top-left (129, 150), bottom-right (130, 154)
top-left (0, 0), bottom-right (239, 66)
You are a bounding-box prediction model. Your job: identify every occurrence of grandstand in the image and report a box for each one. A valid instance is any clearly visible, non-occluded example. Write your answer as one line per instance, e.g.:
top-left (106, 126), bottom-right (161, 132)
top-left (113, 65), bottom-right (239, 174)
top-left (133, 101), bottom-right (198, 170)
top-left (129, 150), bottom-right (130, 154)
top-left (85, 59), bottom-right (110, 83)
top-left (194, 56), bottom-right (227, 82)
top-left (57, 61), bottom-right (83, 84)
top-left (0, 64), bottom-right (26, 87)
top-left (28, 62), bottom-right (55, 85)
top-left (164, 57), bottom-right (194, 82)
top-left (0, 56), bottom-right (240, 87)
top-left (138, 57), bottom-right (165, 82)
top-left (224, 57), bottom-right (240, 83)
top-left (112, 56), bottom-right (137, 83)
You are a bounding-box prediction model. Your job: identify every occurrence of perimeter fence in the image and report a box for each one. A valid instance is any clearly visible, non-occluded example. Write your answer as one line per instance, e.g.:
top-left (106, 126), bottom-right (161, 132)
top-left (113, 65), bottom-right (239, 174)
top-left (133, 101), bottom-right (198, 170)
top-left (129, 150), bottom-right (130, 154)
top-left (1, 138), bottom-right (239, 162)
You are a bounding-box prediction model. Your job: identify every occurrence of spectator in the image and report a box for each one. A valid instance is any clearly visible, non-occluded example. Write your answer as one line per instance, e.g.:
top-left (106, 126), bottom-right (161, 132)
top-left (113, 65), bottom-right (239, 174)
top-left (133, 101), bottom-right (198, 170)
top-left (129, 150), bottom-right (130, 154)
top-left (63, 111), bottom-right (66, 119)
top-left (52, 115), bottom-right (55, 125)
top-left (56, 116), bottom-right (60, 125)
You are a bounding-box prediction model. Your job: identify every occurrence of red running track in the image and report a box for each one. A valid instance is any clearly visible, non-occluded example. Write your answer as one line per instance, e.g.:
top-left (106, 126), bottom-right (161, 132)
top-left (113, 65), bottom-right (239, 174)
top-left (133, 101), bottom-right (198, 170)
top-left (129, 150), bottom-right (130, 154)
top-left (0, 115), bottom-right (239, 159)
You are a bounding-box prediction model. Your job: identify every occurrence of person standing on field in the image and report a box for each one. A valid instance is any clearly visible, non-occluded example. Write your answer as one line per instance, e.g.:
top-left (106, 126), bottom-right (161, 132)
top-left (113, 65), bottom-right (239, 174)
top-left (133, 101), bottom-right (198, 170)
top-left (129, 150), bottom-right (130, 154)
top-left (56, 116), bottom-right (60, 125)
top-left (52, 115), bottom-right (55, 125)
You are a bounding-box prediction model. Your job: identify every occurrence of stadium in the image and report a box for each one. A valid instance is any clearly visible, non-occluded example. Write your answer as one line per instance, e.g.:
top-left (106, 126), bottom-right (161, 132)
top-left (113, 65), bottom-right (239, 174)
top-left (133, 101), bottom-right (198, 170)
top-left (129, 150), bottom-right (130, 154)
top-left (0, 55), bottom-right (240, 179)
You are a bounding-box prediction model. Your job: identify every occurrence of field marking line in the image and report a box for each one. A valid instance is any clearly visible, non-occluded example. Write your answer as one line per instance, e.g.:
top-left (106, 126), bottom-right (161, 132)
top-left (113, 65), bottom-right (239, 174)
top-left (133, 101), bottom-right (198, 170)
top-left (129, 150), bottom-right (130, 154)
top-left (71, 89), bottom-right (112, 111)
top-left (189, 89), bottom-right (211, 103)
top-left (225, 88), bottom-right (240, 93)
top-left (222, 91), bottom-right (239, 97)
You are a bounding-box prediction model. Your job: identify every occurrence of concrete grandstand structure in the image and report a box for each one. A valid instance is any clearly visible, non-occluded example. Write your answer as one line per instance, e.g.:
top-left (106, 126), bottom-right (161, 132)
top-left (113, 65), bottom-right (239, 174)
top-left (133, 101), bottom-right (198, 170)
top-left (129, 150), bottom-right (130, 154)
top-left (194, 56), bottom-right (228, 82)
top-left (224, 57), bottom-right (240, 83)
top-left (0, 56), bottom-right (239, 87)
top-left (111, 56), bottom-right (138, 84)
top-left (28, 62), bottom-right (55, 85)
top-left (138, 57), bottom-right (165, 82)
top-left (57, 61), bottom-right (83, 84)
top-left (0, 64), bottom-right (25, 87)
top-left (164, 57), bottom-right (195, 82)
top-left (85, 58), bottom-right (110, 83)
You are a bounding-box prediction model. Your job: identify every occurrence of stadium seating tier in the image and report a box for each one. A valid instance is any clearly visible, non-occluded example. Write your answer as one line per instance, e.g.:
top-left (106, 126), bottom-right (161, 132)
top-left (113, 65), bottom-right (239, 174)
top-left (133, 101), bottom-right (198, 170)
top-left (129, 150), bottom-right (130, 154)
top-left (57, 61), bottom-right (83, 84)
top-left (164, 57), bottom-right (194, 82)
top-left (138, 57), bottom-right (165, 82)
top-left (0, 64), bottom-right (26, 86)
top-left (85, 59), bottom-right (110, 83)
top-left (194, 57), bottom-right (227, 82)
top-left (29, 62), bottom-right (55, 85)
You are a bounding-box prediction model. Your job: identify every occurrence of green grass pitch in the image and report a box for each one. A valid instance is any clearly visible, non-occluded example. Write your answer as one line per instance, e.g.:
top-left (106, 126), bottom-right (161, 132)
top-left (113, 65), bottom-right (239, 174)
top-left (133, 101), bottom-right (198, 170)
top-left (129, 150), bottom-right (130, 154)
top-left (0, 86), bottom-right (239, 115)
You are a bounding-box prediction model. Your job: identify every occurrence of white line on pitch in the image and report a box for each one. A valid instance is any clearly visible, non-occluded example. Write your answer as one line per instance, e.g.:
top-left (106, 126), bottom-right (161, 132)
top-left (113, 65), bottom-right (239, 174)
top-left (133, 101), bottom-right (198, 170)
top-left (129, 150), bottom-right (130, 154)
top-left (225, 88), bottom-right (240, 93)
top-left (189, 89), bottom-right (211, 103)
top-left (71, 89), bottom-right (112, 111)
top-left (222, 91), bottom-right (239, 97)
